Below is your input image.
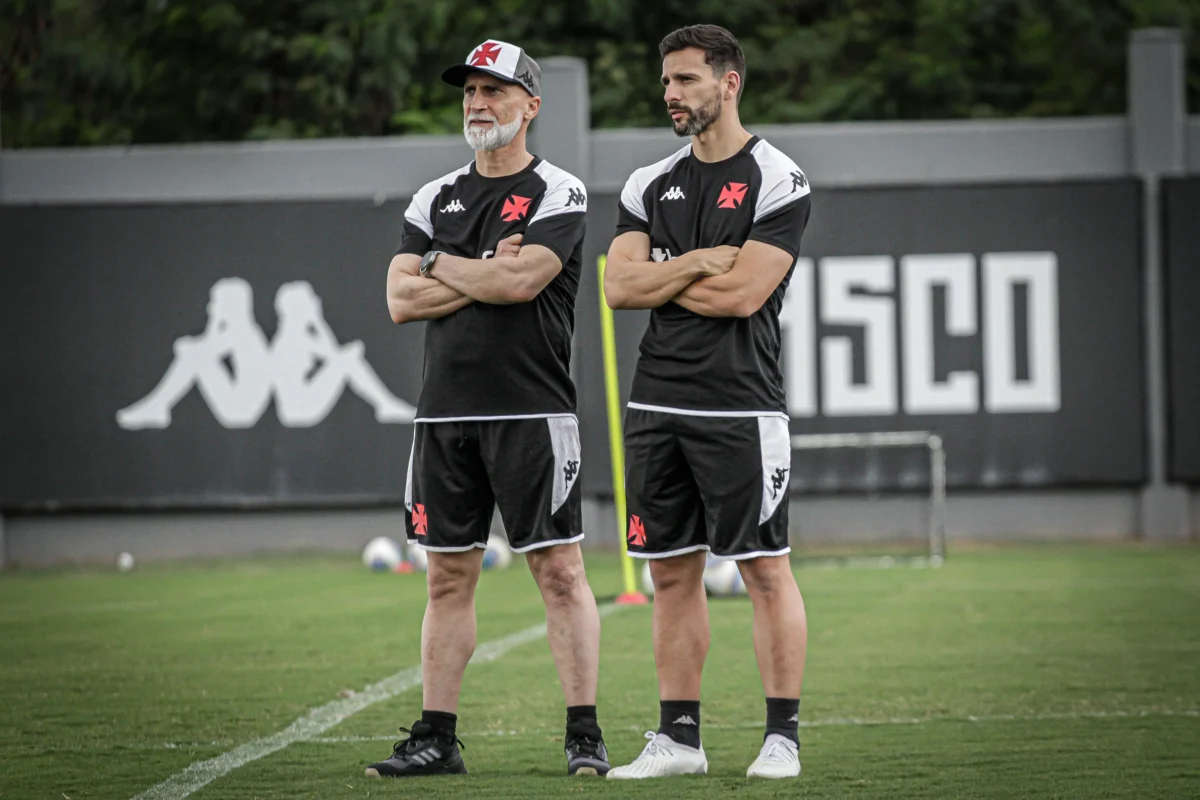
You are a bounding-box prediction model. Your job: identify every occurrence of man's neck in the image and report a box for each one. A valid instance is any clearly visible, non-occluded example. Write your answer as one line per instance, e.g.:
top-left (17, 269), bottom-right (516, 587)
top-left (475, 140), bottom-right (534, 177)
top-left (690, 112), bottom-right (752, 164)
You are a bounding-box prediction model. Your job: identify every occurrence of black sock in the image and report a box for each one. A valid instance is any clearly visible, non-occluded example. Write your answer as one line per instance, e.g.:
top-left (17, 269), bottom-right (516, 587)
top-left (566, 704), bottom-right (602, 740)
top-left (765, 697), bottom-right (800, 746)
top-left (659, 700), bottom-right (701, 748)
top-left (421, 709), bottom-right (458, 742)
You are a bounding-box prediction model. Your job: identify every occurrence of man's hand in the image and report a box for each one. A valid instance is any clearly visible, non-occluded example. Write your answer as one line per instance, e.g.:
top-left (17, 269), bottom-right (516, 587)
top-left (387, 253), bottom-right (474, 324)
top-left (494, 234), bottom-right (523, 259)
top-left (604, 233), bottom-right (741, 310)
top-left (695, 246), bottom-right (740, 277)
top-left (672, 240), bottom-right (797, 318)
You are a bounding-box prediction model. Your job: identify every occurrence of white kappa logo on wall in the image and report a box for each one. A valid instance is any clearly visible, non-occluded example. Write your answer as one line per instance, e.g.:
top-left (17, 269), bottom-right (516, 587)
top-left (116, 278), bottom-right (415, 430)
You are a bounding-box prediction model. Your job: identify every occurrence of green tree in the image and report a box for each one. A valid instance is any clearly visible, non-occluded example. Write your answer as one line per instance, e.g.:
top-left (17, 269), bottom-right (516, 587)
top-left (2, 0), bottom-right (1197, 147)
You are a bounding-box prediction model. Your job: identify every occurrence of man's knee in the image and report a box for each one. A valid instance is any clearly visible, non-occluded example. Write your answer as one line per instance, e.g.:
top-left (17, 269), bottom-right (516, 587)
top-left (738, 556), bottom-right (795, 597)
top-left (649, 553), bottom-right (705, 594)
top-left (426, 551), bottom-right (480, 603)
top-left (528, 546), bottom-right (586, 605)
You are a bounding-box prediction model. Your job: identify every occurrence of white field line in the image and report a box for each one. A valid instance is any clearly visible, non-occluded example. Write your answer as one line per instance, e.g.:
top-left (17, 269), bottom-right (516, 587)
top-left (129, 603), bottom-right (624, 800)
top-left (302, 707), bottom-right (1200, 744)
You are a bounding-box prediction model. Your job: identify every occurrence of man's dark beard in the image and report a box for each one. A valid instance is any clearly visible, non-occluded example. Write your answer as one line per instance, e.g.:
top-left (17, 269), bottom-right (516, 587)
top-left (671, 92), bottom-right (722, 137)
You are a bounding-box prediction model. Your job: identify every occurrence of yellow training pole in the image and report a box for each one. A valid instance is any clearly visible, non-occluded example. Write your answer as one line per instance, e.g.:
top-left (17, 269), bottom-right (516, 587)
top-left (597, 255), bottom-right (647, 604)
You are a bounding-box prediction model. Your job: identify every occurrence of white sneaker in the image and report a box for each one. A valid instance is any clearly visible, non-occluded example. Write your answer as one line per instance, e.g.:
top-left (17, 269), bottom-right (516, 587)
top-left (606, 732), bottom-right (708, 779)
top-left (746, 733), bottom-right (801, 778)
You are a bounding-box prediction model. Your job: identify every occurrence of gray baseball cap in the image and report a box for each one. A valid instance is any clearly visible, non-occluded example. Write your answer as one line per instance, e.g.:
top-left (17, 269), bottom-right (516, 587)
top-left (441, 39), bottom-right (541, 97)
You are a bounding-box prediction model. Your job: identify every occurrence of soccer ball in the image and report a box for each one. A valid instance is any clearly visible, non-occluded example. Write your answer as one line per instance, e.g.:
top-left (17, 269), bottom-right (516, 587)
top-left (703, 556), bottom-right (747, 597)
top-left (406, 543), bottom-right (429, 572)
top-left (362, 536), bottom-right (403, 572)
top-left (482, 535), bottom-right (513, 571)
top-left (403, 537), bottom-right (511, 573)
top-left (641, 560), bottom-right (655, 596)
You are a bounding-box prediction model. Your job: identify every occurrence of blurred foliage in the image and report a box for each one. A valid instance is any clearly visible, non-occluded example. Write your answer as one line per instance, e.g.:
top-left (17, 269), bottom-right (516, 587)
top-left (1, 0), bottom-right (1198, 147)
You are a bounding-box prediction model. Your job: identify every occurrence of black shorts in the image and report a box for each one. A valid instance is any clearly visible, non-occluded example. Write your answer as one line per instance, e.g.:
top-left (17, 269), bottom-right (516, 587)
top-left (623, 407), bottom-right (791, 560)
top-left (404, 416), bottom-right (583, 553)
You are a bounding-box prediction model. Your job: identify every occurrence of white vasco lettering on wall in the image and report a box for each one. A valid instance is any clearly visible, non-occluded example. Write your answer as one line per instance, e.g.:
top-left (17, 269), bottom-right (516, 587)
top-left (780, 252), bottom-right (1061, 417)
top-left (116, 278), bottom-right (415, 430)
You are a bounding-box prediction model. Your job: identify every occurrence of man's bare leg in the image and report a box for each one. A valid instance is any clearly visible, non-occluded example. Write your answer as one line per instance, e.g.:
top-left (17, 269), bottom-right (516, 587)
top-left (608, 551), bottom-right (711, 779)
top-left (421, 548), bottom-right (484, 712)
top-left (525, 542), bottom-right (609, 775)
top-left (739, 554), bottom-right (807, 777)
top-left (738, 555), bottom-right (806, 699)
top-left (650, 552), bottom-right (708, 747)
top-left (364, 547), bottom-right (480, 778)
top-left (525, 543), bottom-right (600, 707)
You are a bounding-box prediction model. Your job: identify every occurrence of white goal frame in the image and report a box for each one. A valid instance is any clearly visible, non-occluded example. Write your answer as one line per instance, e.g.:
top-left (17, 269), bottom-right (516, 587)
top-left (789, 431), bottom-right (947, 563)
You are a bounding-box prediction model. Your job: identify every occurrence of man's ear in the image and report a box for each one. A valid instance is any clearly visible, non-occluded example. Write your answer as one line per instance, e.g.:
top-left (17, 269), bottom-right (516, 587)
top-left (525, 96), bottom-right (541, 121)
top-left (724, 70), bottom-right (741, 102)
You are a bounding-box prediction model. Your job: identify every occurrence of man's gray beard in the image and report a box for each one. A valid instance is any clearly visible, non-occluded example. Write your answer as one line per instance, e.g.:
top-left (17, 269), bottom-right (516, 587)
top-left (464, 115), bottom-right (522, 151)
top-left (673, 94), bottom-right (723, 137)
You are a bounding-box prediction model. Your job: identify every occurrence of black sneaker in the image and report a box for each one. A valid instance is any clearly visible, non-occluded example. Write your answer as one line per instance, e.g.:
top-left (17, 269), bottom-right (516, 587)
top-left (565, 733), bottom-right (610, 776)
top-left (365, 721), bottom-right (468, 778)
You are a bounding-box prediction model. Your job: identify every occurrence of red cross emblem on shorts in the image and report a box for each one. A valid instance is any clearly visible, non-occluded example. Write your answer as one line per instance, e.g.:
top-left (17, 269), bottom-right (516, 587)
top-left (412, 503), bottom-right (428, 537)
top-left (627, 515), bottom-right (646, 547)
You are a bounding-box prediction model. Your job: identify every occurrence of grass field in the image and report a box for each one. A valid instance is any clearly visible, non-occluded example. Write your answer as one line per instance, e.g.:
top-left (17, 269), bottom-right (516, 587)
top-left (2, 544), bottom-right (1198, 799)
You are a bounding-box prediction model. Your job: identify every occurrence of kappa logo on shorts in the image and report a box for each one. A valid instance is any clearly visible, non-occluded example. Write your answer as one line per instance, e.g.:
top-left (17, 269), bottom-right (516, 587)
top-left (770, 467), bottom-right (790, 499)
top-left (564, 459), bottom-right (580, 487)
top-left (627, 515), bottom-right (646, 547)
top-left (412, 503), bottom-right (429, 536)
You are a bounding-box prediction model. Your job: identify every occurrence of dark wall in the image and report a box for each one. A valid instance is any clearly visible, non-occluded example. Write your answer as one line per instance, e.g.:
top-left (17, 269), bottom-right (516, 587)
top-left (578, 180), bottom-right (1146, 494)
top-left (0, 201), bottom-right (421, 510)
top-left (1, 179), bottom-right (1147, 510)
top-left (1164, 177), bottom-right (1200, 484)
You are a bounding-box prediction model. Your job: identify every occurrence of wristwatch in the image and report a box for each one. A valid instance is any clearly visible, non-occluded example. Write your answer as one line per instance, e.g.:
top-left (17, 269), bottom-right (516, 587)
top-left (420, 250), bottom-right (444, 278)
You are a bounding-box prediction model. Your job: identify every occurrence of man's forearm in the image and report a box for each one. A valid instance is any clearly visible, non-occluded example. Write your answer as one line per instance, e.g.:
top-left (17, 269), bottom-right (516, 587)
top-left (430, 253), bottom-right (551, 305)
top-left (672, 272), bottom-right (754, 318)
top-left (604, 252), bottom-right (708, 309)
top-left (388, 274), bottom-right (473, 323)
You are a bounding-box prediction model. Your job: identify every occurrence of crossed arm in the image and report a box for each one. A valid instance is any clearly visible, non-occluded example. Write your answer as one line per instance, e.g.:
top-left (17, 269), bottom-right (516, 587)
top-left (603, 231), bottom-right (796, 318)
top-left (386, 236), bottom-right (561, 324)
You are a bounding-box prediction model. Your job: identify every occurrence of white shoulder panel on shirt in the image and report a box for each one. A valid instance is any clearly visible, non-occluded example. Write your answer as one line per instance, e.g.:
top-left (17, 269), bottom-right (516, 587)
top-left (404, 163), bottom-right (473, 238)
top-left (750, 139), bottom-right (810, 222)
top-left (530, 160), bottom-right (588, 224)
top-left (619, 143), bottom-right (692, 223)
